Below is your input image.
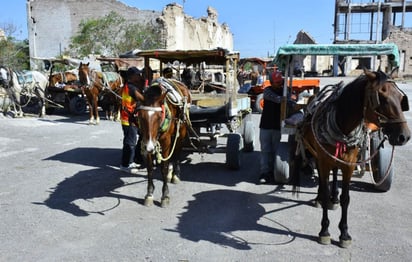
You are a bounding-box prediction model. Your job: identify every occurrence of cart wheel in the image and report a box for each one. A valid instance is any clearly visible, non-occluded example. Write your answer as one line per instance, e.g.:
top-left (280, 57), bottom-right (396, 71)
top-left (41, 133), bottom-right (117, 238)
top-left (274, 141), bottom-right (291, 184)
top-left (226, 133), bottom-right (243, 170)
top-left (242, 118), bottom-right (255, 152)
top-left (69, 96), bottom-right (86, 115)
top-left (370, 133), bottom-right (394, 192)
top-left (255, 93), bottom-right (264, 113)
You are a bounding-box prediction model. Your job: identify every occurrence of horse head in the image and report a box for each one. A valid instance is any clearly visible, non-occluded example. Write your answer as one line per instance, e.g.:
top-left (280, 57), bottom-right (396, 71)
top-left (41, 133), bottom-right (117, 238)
top-left (78, 62), bottom-right (91, 87)
top-left (0, 66), bottom-right (11, 88)
top-left (138, 84), bottom-right (168, 154)
top-left (363, 68), bottom-right (410, 146)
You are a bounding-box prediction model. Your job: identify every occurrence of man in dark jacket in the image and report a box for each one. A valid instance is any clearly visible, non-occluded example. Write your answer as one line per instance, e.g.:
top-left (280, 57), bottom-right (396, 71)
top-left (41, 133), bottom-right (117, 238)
top-left (258, 70), bottom-right (284, 184)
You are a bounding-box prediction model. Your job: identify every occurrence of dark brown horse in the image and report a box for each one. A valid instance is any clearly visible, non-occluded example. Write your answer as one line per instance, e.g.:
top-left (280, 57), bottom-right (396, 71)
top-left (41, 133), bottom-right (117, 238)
top-left (136, 77), bottom-right (192, 207)
top-left (294, 68), bottom-right (410, 248)
top-left (78, 62), bottom-right (123, 124)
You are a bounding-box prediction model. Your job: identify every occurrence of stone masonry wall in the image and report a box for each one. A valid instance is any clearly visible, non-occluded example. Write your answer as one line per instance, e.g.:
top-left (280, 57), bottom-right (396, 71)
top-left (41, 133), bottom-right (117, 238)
top-left (383, 27), bottom-right (412, 78)
top-left (27, 0), bottom-right (233, 69)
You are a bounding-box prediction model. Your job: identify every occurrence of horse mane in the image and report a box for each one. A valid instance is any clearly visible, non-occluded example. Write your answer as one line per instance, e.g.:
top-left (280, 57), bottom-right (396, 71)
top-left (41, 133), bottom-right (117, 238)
top-left (143, 84), bottom-right (163, 105)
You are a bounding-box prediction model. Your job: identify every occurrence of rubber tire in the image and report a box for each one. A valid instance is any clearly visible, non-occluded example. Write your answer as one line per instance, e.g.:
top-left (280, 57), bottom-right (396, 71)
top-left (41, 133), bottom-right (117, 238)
top-left (255, 93), bottom-right (264, 113)
top-left (69, 96), bottom-right (87, 115)
top-left (274, 141), bottom-right (290, 184)
top-left (242, 115), bottom-right (255, 152)
top-left (370, 134), bottom-right (394, 192)
top-left (226, 133), bottom-right (243, 170)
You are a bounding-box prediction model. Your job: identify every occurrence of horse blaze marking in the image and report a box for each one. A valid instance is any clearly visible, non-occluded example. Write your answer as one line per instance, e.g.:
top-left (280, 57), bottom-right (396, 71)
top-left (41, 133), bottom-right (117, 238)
top-left (147, 110), bottom-right (155, 152)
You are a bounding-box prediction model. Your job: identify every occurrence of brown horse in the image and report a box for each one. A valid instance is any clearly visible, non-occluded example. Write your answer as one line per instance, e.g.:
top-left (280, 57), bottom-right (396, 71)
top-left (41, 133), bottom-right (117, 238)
top-left (136, 77), bottom-right (192, 207)
top-left (78, 62), bottom-right (123, 124)
top-left (294, 68), bottom-right (410, 248)
top-left (49, 70), bottom-right (78, 87)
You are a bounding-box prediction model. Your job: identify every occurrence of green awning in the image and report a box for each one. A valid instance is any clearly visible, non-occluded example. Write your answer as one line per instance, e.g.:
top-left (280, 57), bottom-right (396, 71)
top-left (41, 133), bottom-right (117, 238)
top-left (274, 43), bottom-right (400, 69)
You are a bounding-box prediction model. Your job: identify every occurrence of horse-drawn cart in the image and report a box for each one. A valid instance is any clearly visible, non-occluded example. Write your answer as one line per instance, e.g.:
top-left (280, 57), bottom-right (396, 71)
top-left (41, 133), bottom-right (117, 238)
top-left (42, 58), bottom-right (87, 115)
top-left (274, 43), bottom-right (402, 191)
top-left (130, 48), bottom-right (255, 169)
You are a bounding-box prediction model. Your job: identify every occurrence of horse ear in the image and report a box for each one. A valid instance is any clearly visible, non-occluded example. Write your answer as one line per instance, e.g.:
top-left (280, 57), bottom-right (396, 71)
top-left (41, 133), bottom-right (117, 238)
top-left (363, 67), bottom-right (376, 81)
top-left (390, 67), bottom-right (399, 79)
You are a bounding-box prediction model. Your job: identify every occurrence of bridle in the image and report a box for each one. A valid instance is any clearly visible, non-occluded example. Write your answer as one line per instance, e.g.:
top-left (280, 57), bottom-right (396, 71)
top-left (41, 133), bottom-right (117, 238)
top-left (137, 101), bottom-right (182, 163)
top-left (364, 79), bottom-right (408, 127)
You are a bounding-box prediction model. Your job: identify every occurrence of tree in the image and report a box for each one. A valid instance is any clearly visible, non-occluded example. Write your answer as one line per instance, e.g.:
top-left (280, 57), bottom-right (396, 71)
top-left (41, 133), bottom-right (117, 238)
top-left (0, 23), bottom-right (30, 70)
top-left (66, 11), bottom-right (162, 58)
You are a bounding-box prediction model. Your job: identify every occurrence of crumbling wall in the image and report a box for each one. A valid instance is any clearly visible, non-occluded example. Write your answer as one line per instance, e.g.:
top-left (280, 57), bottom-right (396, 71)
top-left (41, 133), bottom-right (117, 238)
top-left (28, 0), bottom-right (159, 61)
top-left (383, 26), bottom-right (412, 78)
top-left (28, 0), bottom-right (233, 69)
top-left (158, 4), bottom-right (233, 51)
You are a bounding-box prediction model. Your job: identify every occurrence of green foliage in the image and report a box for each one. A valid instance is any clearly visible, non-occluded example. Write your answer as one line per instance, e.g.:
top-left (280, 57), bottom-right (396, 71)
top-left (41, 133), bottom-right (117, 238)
top-left (0, 37), bottom-right (29, 70)
top-left (67, 11), bottom-right (163, 57)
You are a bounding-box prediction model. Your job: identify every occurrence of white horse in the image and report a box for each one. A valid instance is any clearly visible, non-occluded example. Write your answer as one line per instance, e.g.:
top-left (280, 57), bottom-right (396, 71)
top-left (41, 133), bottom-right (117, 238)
top-left (1, 67), bottom-right (48, 118)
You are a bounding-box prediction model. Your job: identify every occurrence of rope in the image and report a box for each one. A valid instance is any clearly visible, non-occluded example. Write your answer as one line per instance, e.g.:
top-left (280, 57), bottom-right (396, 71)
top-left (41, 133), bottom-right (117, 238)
top-left (155, 118), bottom-right (181, 163)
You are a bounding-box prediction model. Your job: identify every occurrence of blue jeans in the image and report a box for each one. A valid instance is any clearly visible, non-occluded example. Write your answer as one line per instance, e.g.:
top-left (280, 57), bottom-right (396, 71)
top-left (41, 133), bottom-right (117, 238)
top-left (121, 124), bottom-right (138, 167)
top-left (259, 128), bottom-right (281, 174)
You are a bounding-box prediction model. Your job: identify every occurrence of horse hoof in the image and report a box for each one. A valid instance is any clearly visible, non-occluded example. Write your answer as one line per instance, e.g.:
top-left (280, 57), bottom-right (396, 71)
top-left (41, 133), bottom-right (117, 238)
top-left (171, 175), bottom-right (180, 184)
top-left (318, 235), bottom-right (331, 245)
top-left (144, 196), bottom-right (154, 206)
top-left (328, 202), bottom-right (339, 210)
top-left (313, 199), bottom-right (321, 208)
top-left (160, 197), bottom-right (170, 208)
top-left (339, 238), bottom-right (352, 248)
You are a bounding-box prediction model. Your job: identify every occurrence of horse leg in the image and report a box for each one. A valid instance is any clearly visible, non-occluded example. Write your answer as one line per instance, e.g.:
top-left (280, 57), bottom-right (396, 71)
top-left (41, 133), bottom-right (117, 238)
top-left (94, 96), bottom-right (100, 125)
top-left (338, 168), bottom-right (352, 248)
top-left (144, 154), bottom-right (155, 207)
top-left (34, 85), bottom-right (45, 117)
top-left (318, 165), bottom-right (332, 245)
top-left (93, 95), bottom-right (100, 125)
top-left (85, 93), bottom-right (95, 125)
top-left (329, 168), bottom-right (340, 210)
top-left (171, 160), bottom-right (181, 184)
top-left (160, 161), bottom-right (170, 207)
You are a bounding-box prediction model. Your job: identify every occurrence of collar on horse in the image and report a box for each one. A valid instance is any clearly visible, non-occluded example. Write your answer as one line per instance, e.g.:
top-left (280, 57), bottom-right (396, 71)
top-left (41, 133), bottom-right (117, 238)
top-left (306, 83), bottom-right (364, 149)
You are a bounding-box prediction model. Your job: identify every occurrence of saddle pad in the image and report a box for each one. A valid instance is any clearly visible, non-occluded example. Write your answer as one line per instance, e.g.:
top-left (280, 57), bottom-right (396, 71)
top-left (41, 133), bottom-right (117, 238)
top-left (155, 78), bottom-right (182, 104)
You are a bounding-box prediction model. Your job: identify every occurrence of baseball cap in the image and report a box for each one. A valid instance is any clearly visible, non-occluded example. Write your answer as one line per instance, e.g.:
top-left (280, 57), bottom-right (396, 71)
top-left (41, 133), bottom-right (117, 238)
top-left (126, 66), bottom-right (142, 77)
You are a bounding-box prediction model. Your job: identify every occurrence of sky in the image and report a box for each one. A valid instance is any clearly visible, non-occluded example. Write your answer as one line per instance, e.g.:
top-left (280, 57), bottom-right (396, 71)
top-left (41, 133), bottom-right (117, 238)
top-left (0, 0), bottom-right (336, 58)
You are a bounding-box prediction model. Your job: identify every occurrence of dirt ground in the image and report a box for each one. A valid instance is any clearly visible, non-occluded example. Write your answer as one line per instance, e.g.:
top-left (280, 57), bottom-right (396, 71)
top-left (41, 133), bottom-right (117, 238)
top-left (0, 78), bottom-right (411, 262)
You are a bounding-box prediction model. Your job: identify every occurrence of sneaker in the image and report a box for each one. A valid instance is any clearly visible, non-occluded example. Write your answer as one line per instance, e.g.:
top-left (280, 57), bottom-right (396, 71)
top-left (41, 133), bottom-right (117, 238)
top-left (119, 165), bottom-right (138, 174)
top-left (128, 162), bottom-right (141, 169)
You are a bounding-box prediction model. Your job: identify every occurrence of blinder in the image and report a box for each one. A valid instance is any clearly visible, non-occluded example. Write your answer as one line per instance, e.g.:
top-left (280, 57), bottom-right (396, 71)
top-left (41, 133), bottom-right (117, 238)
top-left (399, 88), bottom-right (409, 112)
top-left (366, 88), bottom-right (380, 110)
top-left (369, 82), bottom-right (409, 112)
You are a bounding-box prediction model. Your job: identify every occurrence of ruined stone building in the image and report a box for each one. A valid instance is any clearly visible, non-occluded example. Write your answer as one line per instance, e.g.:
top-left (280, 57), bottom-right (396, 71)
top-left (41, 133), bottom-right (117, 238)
top-left (27, 0), bottom-right (233, 68)
top-left (334, 0), bottom-right (412, 77)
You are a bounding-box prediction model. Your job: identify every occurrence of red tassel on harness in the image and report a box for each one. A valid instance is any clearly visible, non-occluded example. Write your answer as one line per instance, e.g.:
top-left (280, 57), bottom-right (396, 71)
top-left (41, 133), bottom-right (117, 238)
top-left (335, 141), bottom-right (347, 158)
